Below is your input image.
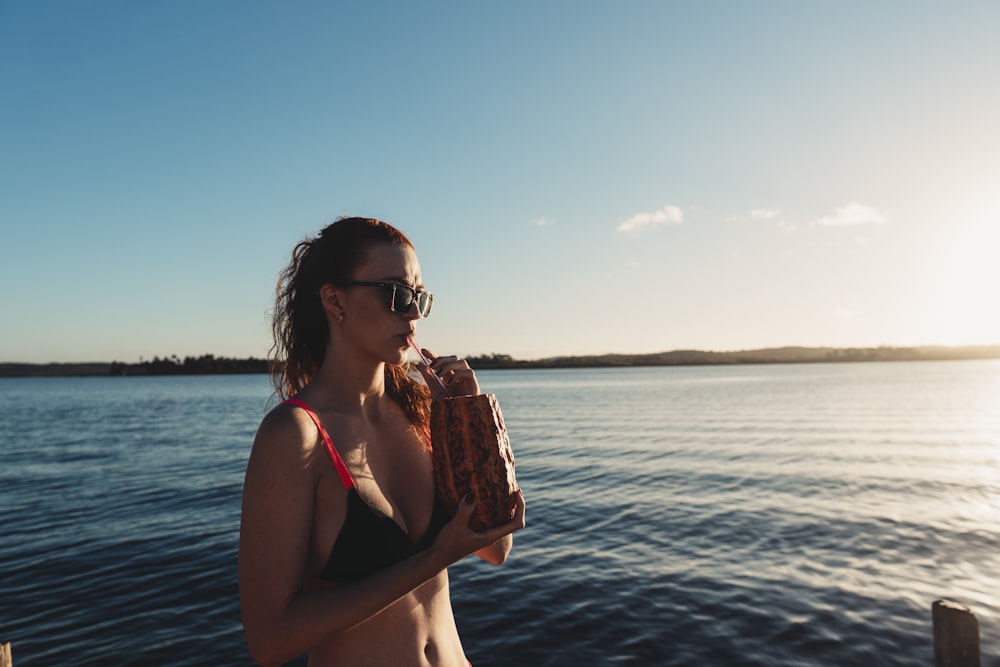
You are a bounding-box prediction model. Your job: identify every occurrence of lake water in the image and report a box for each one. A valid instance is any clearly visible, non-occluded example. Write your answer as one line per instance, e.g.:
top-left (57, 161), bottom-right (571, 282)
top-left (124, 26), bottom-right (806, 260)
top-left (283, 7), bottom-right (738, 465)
top-left (1, 361), bottom-right (999, 666)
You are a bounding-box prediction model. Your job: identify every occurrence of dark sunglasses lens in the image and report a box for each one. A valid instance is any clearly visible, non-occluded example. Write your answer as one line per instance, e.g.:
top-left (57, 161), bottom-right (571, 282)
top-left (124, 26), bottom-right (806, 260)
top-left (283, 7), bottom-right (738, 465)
top-left (390, 285), bottom-right (411, 313)
top-left (389, 285), bottom-right (432, 317)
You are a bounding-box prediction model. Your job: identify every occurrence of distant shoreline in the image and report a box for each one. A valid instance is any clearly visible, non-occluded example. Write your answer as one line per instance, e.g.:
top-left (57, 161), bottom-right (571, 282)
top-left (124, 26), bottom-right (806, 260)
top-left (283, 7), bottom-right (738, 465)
top-left (2, 345), bottom-right (999, 378)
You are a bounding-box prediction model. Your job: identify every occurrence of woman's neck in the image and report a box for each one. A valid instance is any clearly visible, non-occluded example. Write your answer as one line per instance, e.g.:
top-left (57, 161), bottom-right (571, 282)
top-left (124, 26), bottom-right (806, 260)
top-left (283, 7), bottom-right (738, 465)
top-left (304, 349), bottom-right (387, 416)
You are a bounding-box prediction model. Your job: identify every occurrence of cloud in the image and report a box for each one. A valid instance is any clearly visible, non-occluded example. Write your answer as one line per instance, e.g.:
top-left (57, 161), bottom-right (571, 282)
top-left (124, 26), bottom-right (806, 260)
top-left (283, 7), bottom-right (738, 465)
top-left (813, 202), bottom-right (886, 227)
top-left (615, 205), bottom-right (683, 234)
top-left (750, 208), bottom-right (780, 220)
top-left (729, 207), bottom-right (795, 232)
top-left (728, 207), bottom-right (780, 223)
top-left (774, 220), bottom-right (798, 233)
top-left (530, 217), bottom-right (555, 226)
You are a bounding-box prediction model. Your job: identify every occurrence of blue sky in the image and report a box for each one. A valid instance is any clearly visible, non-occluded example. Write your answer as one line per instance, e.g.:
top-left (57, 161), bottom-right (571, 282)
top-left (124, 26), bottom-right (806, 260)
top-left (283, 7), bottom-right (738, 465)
top-left (2, 1), bottom-right (999, 363)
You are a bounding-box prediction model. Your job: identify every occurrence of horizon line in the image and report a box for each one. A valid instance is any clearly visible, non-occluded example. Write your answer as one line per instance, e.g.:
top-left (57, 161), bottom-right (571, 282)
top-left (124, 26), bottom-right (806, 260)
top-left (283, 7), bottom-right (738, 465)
top-left (4, 342), bottom-right (1000, 367)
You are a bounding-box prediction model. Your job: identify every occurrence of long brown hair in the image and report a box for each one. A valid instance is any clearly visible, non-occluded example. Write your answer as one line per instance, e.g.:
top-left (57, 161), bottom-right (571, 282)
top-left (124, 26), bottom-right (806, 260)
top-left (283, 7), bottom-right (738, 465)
top-left (270, 217), bottom-right (430, 428)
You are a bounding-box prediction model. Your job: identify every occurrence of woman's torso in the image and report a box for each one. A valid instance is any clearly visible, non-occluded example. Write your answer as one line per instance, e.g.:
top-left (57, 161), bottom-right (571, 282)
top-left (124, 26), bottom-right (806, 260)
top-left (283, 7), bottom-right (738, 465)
top-left (289, 398), bottom-right (467, 666)
top-left (306, 574), bottom-right (466, 667)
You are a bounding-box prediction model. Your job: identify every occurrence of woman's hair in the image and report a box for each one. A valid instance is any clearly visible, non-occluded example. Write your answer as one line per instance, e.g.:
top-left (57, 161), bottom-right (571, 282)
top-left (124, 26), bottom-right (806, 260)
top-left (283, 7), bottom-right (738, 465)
top-left (270, 217), bottom-right (430, 427)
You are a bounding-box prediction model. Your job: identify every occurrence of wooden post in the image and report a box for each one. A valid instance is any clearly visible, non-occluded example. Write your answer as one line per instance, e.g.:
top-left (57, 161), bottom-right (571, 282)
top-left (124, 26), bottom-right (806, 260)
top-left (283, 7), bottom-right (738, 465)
top-left (933, 599), bottom-right (980, 667)
top-left (0, 642), bottom-right (12, 667)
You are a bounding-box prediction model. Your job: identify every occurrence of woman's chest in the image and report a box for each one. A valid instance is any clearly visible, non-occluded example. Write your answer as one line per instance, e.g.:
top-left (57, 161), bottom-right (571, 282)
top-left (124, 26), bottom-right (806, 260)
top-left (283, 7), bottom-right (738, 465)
top-left (308, 425), bottom-right (437, 575)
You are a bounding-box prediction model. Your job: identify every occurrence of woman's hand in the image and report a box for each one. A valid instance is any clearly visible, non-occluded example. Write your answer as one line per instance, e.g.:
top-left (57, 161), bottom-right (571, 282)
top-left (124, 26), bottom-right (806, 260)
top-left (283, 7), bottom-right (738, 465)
top-left (416, 349), bottom-right (481, 398)
top-left (431, 490), bottom-right (526, 567)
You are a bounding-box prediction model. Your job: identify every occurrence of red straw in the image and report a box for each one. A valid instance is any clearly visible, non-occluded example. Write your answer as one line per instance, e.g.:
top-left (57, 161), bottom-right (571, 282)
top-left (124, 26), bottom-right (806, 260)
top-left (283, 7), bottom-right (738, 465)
top-left (407, 334), bottom-right (450, 396)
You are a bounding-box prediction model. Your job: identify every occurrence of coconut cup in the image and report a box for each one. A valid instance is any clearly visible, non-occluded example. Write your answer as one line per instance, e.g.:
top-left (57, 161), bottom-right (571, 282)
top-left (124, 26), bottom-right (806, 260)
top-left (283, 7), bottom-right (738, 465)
top-left (431, 393), bottom-right (519, 531)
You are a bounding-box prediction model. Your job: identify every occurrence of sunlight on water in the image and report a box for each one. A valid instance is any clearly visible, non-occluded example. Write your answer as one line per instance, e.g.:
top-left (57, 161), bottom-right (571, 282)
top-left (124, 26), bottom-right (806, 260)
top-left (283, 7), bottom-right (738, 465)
top-left (477, 361), bottom-right (1000, 665)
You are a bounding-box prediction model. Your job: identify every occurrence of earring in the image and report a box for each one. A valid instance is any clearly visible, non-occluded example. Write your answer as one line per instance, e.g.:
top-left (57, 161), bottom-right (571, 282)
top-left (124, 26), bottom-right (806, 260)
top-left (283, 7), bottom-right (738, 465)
top-left (337, 311), bottom-right (345, 322)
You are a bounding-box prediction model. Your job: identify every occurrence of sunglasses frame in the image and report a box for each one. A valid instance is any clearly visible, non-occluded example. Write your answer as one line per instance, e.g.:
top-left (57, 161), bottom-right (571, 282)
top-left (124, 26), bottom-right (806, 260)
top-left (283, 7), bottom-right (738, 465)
top-left (333, 280), bottom-right (434, 318)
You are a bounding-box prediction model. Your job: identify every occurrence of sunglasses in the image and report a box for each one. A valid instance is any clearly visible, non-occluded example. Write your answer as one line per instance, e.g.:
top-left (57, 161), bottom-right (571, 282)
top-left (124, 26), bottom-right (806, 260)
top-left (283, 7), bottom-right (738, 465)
top-left (335, 281), bottom-right (434, 318)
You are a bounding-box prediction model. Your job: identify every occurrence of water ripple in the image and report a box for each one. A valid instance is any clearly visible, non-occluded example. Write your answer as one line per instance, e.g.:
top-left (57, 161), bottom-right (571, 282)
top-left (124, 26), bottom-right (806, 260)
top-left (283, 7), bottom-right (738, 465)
top-left (2, 363), bottom-right (999, 665)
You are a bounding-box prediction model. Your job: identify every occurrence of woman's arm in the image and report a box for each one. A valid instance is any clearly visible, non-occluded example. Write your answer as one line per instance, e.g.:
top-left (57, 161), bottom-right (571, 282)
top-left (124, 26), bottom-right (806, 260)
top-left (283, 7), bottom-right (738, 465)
top-left (238, 406), bottom-right (524, 667)
top-left (473, 492), bottom-right (524, 564)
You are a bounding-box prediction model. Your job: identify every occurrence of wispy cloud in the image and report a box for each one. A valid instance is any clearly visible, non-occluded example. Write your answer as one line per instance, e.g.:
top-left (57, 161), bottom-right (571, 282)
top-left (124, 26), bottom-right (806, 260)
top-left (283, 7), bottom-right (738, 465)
top-left (729, 202), bottom-right (885, 233)
top-left (530, 217), bottom-right (555, 227)
top-left (615, 205), bottom-right (683, 234)
top-left (749, 208), bottom-right (780, 221)
top-left (774, 220), bottom-right (798, 233)
top-left (813, 202), bottom-right (886, 227)
top-left (730, 207), bottom-right (795, 231)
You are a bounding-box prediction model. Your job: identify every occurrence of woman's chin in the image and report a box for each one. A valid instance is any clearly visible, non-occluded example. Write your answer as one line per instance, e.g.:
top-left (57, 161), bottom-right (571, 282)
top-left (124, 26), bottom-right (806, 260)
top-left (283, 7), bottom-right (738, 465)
top-left (390, 346), bottom-right (410, 366)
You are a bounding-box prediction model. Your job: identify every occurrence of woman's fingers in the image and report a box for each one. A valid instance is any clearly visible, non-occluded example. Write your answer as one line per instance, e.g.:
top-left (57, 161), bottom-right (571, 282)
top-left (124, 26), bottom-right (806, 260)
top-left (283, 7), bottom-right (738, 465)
top-left (414, 359), bottom-right (449, 400)
top-left (512, 489), bottom-right (526, 526)
top-left (419, 348), bottom-right (480, 396)
top-left (468, 491), bottom-right (526, 542)
top-left (492, 490), bottom-right (526, 536)
top-left (456, 494), bottom-right (477, 519)
top-left (437, 491), bottom-right (524, 564)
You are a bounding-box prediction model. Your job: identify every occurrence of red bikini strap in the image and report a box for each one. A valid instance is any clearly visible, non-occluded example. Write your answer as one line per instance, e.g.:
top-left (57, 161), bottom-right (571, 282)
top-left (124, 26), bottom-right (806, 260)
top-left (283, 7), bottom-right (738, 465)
top-left (283, 398), bottom-right (355, 490)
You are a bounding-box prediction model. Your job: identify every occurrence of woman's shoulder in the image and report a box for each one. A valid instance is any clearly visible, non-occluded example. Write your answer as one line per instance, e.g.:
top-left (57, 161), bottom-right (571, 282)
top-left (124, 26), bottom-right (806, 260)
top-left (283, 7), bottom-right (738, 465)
top-left (251, 400), bottom-right (325, 463)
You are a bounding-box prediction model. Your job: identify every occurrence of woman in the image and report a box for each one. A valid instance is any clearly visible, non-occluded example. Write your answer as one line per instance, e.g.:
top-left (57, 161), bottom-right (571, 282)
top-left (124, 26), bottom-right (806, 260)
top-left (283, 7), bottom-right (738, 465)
top-left (239, 217), bottom-right (526, 666)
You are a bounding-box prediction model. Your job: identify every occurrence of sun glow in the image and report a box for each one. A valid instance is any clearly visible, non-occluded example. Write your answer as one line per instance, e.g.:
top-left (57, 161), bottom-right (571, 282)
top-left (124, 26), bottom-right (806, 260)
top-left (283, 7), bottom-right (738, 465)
top-left (938, 199), bottom-right (1000, 346)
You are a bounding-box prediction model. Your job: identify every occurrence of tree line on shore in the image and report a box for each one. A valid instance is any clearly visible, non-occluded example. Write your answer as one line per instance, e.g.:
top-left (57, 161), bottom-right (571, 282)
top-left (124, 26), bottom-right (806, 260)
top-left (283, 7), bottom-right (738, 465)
top-left (466, 345), bottom-right (1000, 368)
top-left (3, 345), bottom-right (999, 378)
top-left (0, 355), bottom-right (270, 377)
top-left (108, 354), bottom-right (270, 376)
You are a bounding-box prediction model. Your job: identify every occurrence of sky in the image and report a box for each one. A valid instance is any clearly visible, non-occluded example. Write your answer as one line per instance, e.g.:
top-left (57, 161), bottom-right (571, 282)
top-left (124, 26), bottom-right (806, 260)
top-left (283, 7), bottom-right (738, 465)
top-left (2, 1), bottom-right (999, 363)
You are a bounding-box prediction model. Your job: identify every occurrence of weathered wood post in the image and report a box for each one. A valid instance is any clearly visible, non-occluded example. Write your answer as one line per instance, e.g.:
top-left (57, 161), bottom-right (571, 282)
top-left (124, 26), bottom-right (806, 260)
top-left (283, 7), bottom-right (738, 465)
top-left (0, 641), bottom-right (12, 667)
top-left (933, 599), bottom-right (980, 667)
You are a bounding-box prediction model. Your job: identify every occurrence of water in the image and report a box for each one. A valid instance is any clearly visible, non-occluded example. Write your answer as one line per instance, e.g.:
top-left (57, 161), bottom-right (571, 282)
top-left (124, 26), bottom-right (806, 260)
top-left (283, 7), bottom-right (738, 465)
top-left (1, 361), bottom-right (999, 666)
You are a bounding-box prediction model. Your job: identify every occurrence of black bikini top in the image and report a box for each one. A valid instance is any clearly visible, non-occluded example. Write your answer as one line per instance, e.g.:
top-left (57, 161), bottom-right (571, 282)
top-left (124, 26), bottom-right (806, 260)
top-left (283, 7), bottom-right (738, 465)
top-left (284, 398), bottom-right (451, 584)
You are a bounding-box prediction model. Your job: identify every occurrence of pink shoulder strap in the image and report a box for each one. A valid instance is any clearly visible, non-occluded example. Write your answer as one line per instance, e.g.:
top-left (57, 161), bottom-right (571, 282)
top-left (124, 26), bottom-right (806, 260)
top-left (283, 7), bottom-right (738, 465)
top-left (283, 398), bottom-right (355, 490)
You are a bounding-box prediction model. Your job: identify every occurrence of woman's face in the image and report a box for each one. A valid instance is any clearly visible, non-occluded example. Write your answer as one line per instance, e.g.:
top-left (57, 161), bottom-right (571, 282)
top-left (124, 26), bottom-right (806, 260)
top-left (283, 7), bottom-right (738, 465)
top-left (338, 242), bottom-right (426, 364)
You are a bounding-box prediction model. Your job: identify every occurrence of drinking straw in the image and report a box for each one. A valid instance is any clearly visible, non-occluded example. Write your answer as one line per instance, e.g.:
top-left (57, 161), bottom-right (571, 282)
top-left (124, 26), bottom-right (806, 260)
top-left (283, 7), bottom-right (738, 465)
top-left (408, 334), bottom-right (450, 396)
